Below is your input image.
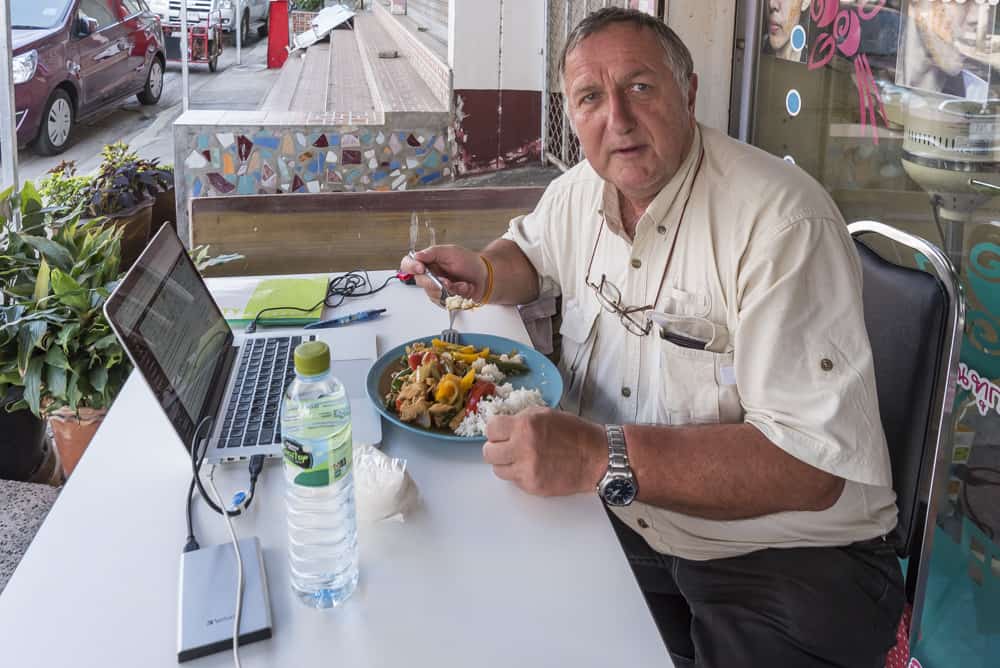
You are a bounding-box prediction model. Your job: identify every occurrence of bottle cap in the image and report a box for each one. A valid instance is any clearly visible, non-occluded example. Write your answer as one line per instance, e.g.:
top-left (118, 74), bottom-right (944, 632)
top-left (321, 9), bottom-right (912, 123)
top-left (294, 341), bottom-right (330, 376)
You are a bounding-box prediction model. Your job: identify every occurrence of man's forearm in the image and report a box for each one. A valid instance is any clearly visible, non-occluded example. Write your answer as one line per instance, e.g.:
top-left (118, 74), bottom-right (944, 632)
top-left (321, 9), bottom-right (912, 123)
top-left (481, 239), bottom-right (541, 305)
top-left (622, 422), bottom-right (845, 520)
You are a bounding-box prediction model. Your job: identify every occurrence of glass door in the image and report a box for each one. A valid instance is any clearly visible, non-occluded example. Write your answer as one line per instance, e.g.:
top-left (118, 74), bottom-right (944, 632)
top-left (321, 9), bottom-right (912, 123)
top-left (741, 2), bottom-right (1000, 666)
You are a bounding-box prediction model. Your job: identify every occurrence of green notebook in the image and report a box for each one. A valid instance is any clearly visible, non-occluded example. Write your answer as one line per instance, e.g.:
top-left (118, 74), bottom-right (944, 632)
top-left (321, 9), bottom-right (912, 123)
top-left (214, 276), bottom-right (329, 326)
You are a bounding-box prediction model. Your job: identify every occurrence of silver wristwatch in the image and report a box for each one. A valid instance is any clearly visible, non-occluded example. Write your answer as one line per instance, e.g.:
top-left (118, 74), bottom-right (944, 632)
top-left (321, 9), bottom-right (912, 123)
top-left (597, 424), bottom-right (638, 507)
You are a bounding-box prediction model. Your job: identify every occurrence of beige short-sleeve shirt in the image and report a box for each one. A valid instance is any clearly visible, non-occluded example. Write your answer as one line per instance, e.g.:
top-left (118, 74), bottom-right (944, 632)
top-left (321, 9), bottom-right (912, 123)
top-left (504, 125), bottom-right (898, 561)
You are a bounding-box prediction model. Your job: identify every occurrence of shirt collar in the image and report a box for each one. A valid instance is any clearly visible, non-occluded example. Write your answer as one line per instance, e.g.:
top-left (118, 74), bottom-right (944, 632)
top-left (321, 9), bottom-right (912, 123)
top-left (600, 124), bottom-right (703, 241)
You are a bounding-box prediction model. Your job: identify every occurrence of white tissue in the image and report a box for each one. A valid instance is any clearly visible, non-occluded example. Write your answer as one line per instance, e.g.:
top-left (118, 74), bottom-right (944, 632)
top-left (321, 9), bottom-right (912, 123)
top-left (353, 443), bottom-right (418, 525)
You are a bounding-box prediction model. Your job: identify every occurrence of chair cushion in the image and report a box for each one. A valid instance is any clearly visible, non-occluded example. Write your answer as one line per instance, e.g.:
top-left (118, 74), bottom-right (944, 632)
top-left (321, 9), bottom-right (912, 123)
top-left (855, 240), bottom-right (948, 558)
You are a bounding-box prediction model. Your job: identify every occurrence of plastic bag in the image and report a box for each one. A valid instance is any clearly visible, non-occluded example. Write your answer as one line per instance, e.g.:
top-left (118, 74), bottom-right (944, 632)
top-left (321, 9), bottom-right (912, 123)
top-left (353, 443), bottom-right (419, 525)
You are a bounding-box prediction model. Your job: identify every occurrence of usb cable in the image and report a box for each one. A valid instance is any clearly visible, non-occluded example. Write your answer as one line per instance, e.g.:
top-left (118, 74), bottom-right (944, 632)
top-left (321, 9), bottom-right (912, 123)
top-left (207, 465), bottom-right (245, 668)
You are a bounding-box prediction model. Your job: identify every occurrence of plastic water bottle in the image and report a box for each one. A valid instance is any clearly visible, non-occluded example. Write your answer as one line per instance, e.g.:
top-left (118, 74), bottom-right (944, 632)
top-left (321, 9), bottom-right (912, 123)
top-left (281, 340), bottom-right (359, 608)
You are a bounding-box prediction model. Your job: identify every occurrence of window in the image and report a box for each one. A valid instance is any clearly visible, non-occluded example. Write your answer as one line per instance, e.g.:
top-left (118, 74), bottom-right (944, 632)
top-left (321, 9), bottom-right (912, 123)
top-left (10, 0), bottom-right (74, 30)
top-left (78, 0), bottom-right (118, 29)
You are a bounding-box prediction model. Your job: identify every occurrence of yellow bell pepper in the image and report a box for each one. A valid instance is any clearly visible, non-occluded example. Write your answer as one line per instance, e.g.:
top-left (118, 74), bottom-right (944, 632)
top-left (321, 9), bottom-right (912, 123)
top-left (460, 368), bottom-right (476, 393)
top-left (434, 374), bottom-right (463, 404)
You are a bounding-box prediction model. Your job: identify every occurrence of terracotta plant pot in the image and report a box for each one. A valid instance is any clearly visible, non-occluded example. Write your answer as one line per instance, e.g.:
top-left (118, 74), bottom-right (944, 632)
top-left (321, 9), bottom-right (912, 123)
top-left (105, 199), bottom-right (154, 270)
top-left (48, 407), bottom-right (108, 478)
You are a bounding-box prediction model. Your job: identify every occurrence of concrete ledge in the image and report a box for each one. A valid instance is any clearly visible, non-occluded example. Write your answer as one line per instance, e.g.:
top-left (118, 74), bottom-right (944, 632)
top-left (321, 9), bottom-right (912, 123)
top-left (372, 1), bottom-right (451, 110)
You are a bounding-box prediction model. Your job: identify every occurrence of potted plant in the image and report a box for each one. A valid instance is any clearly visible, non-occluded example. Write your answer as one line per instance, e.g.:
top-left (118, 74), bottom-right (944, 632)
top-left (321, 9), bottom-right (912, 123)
top-left (37, 160), bottom-right (90, 212)
top-left (84, 142), bottom-right (173, 268)
top-left (0, 182), bottom-right (131, 478)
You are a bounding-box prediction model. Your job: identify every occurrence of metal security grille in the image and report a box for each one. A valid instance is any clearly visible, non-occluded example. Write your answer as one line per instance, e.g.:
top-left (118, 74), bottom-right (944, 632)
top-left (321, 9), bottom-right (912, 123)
top-left (543, 0), bottom-right (646, 171)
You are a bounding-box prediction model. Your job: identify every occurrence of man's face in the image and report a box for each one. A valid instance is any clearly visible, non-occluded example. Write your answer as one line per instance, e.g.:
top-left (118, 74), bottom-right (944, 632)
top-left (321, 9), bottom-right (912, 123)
top-left (768, 0), bottom-right (802, 52)
top-left (563, 23), bottom-right (697, 207)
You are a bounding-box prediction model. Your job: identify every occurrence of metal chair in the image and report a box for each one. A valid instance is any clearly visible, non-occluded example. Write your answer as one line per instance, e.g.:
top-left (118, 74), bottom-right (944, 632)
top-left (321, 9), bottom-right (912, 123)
top-left (849, 221), bottom-right (965, 651)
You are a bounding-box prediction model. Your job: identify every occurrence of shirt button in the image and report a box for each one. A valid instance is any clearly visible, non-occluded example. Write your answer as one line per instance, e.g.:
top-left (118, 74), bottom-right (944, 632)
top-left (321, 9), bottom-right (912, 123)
top-left (657, 225), bottom-right (666, 234)
top-left (621, 387), bottom-right (632, 398)
top-left (637, 518), bottom-right (650, 529)
top-left (631, 258), bottom-right (642, 269)
top-left (821, 358), bottom-right (834, 371)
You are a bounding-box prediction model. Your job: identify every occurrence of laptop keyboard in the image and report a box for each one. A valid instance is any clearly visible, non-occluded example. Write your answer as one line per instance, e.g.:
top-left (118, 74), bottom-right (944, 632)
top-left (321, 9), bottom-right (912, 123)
top-left (219, 335), bottom-right (313, 448)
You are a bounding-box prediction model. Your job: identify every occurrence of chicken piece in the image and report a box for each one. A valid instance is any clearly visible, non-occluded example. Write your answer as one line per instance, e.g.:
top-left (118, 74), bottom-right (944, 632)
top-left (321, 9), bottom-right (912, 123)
top-left (397, 381), bottom-right (426, 403)
top-left (448, 410), bottom-right (467, 432)
top-left (399, 397), bottom-right (431, 423)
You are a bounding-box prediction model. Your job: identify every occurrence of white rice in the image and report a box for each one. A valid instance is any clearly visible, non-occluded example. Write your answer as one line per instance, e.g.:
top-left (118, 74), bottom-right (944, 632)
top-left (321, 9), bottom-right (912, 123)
top-left (454, 384), bottom-right (547, 437)
top-left (476, 363), bottom-right (506, 384)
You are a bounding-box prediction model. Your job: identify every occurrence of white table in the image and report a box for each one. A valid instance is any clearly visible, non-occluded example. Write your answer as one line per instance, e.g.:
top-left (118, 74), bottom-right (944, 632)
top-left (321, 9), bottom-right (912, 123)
top-left (0, 272), bottom-right (670, 667)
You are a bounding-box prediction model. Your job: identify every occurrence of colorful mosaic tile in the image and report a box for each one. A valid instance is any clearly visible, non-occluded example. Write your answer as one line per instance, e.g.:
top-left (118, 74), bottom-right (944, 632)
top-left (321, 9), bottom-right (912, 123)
top-left (237, 136), bottom-right (253, 161)
top-left (179, 123), bottom-right (453, 216)
top-left (254, 134), bottom-right (280, 150)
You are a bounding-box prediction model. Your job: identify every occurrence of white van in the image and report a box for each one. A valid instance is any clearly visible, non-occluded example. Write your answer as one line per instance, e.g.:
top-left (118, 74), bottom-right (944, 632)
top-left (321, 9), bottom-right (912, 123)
top-left (145, 0), bottom-right (269, 43)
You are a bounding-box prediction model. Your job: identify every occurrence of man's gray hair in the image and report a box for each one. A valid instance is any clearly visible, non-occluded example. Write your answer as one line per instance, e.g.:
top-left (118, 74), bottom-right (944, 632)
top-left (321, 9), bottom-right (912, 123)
top-left (559, 7), bottom-right (694, 99)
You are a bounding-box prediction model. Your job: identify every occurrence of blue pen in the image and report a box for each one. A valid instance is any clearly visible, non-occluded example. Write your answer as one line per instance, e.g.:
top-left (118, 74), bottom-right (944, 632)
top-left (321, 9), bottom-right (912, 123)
top-left (303, 308), bottom-right (387, 329)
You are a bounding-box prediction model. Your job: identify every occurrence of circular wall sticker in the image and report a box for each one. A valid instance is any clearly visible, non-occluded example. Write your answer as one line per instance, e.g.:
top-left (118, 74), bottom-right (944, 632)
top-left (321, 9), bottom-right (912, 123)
top-left (783, 155), bottom-right (796, 165)
top-left (790, 25), bottom-right (806, 52)
top-left (785, 89), bottom-right (802, 117)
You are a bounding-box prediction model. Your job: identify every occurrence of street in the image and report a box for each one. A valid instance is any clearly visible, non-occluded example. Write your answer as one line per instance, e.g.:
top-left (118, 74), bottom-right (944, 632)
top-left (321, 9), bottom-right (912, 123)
top-left (5, 32), bottom-right (278, 185)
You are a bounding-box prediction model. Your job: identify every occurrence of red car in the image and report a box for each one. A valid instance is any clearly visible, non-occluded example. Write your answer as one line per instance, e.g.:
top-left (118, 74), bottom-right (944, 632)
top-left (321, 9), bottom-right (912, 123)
top-left (11, 0), bottom-right (166, 155)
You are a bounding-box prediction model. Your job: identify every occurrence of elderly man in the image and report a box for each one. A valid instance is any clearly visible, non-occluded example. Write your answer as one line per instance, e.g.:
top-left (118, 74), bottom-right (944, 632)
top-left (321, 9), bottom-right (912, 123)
top-left (401, 8), bottom-right (902, 667)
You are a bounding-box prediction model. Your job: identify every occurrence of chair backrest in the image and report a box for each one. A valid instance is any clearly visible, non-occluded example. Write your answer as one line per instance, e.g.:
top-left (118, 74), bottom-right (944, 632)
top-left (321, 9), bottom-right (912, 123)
top-left (849, 221), bottom-right (965, 637)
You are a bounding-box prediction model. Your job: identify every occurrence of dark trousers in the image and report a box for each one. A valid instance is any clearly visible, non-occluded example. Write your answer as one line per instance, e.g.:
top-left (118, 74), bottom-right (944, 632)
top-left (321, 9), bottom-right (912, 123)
top-left (608, 511), bottom-right (905, 668)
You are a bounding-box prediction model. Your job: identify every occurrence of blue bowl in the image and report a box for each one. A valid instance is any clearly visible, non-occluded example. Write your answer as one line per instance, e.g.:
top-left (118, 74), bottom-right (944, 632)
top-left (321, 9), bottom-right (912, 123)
top-left (365, 333), bottom-right (564, 443)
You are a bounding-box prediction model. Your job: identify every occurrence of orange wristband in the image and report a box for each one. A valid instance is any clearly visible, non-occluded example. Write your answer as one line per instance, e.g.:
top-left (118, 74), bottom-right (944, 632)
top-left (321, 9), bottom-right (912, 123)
top-left (479, 255), bottom-right (495, 304)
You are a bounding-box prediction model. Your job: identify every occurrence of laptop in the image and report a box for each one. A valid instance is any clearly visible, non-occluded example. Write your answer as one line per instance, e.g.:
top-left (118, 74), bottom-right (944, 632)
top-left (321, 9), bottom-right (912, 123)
top-left (104, 223), bottom-right (382, 464)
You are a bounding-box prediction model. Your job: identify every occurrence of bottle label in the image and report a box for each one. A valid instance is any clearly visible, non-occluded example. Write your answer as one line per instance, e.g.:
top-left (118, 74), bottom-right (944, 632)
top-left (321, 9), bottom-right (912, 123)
top-left (282, 396), bottom-right (352, 487)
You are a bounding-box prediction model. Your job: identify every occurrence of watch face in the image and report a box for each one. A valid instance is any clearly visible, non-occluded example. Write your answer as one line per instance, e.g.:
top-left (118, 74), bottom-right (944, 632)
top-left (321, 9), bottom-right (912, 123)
top-left (603, 477), bottom-right (637, 506)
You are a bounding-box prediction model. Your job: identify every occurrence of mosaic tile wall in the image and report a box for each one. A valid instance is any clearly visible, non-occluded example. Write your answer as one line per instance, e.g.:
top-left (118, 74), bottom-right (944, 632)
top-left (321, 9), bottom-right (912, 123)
top-left (180, 125), bottom-right (453, 199)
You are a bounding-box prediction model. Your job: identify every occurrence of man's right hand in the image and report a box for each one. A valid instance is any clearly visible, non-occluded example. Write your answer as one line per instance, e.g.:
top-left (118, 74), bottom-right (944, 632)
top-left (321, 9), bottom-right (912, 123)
top-left (400, 245), bottom-right (488, 304)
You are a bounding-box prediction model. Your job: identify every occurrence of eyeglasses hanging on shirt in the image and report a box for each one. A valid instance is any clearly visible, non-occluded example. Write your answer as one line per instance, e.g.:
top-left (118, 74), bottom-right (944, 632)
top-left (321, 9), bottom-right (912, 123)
top-left (584, 148), bottom-right (706, 337)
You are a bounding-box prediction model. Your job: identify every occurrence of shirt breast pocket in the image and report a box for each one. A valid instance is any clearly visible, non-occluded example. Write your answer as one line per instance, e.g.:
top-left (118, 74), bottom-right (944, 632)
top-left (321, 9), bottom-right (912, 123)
top-left (658, 337), bottom-right (740, 426)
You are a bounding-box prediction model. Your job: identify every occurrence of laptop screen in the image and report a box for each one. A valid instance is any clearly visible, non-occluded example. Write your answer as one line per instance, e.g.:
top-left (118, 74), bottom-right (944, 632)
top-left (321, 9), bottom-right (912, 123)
top-left (104, 224), bottom-right (234, 449)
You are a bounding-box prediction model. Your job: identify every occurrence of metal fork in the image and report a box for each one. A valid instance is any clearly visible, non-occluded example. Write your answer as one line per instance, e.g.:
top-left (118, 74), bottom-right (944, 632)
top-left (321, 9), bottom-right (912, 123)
top-left (409, 212), bottom-right (460, 344)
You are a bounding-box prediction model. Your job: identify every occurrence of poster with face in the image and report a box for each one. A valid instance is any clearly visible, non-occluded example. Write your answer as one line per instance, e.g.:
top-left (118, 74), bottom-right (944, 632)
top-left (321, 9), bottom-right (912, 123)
top-left (764, 0), bottom-right (813, 62)
top-left (896, 0), bottom-right (998, 101)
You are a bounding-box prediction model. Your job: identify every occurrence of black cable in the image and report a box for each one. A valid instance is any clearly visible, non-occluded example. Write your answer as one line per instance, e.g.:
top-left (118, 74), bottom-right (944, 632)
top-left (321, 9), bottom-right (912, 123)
top-left (184, 415), bottom-right (267, 553)
top-left (245, 271), bottom-right (401, 333)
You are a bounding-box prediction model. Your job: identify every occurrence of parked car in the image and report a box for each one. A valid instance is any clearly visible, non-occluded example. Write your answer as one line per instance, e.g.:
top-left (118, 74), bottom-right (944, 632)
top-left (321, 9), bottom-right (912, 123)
top-left (11, 0), bottom-right (166, 155)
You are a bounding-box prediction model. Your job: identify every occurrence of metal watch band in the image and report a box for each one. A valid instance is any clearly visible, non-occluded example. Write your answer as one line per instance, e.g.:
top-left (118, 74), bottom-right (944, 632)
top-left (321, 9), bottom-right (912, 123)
top-left (605, 424), bottom-right (630, 473)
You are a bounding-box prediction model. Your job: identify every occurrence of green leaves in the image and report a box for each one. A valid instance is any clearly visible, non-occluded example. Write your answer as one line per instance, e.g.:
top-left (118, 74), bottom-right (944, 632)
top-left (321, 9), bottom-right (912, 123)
top-left (50, 269), bottom-right (90, 313)
top-left (23, 357), bottom-right (43, 415)
top-left (17, 320), bottom-right (48, 375)
top-left (1, 178), bottom-right (131, 417)
top-left (19, 234), bottom-right (74, 272)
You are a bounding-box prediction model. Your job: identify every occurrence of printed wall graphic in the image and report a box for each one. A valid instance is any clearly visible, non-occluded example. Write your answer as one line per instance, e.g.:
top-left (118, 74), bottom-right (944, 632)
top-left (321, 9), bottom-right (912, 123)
top-left (764, 0), bottom-right (813, 62)
top-left (897, 0), bottom-right (997, 102)
top-left (807, 0), bottom-right (888, 144)
top-left (785, 88), bottom-right (803, 116)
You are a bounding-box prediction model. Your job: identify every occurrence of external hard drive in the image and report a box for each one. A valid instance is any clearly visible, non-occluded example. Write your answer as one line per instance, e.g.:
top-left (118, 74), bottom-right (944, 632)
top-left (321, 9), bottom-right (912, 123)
top-left (177, 536), bottom-right (273, 662)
